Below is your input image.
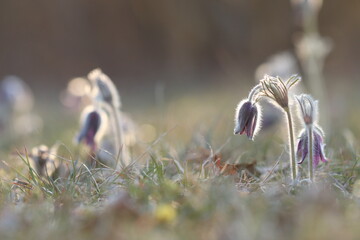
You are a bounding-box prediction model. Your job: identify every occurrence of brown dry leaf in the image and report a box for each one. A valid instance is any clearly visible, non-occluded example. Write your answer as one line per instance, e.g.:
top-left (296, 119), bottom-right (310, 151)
top-left (213, 154), bottom-right (257, 176)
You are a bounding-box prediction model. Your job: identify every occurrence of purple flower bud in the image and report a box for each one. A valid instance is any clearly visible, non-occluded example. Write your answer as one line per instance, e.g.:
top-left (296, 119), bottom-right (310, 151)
top-left (234, 100), bottom-right (261, 140)
top-left (296, 94), bottom-right (317, 125)
top-left (77, 109), bottom-right (102, 151)
top-left (297, 126), bottom-right (328, 167)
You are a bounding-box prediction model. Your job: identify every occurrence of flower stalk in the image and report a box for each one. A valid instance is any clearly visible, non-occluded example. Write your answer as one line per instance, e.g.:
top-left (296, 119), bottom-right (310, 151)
top-left (284, 107), bottom-right (298, 181)
top-left (260, 75), bottom-right (300, 181)
top-left (307, 124), bottom-right (314, 181)
top-left (110, 104), bottom-right (130, 167)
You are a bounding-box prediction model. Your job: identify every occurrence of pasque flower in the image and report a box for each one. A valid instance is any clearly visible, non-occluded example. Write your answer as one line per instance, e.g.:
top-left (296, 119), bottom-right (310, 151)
top-left (296, 94), bottom-right (327, 181)
top-left (87, 68), bottom-right (130, 167)
top-left (30, 145), bottom-right (49, 176)
top-left (260, 75), bottom-right (300, 109)
top-left (235, 75), bottom-right (301, 182)
top-left (260, 75), bottom-right (301, 182)
top-left (234, 84), bottom-right (263, 140)
top-left (234, 100), bottom-right (260, 140)
top-left (76, 106), bottom-right (107, 151)
top-left (29, 144), bottom-right (67, 179)
top-left (297, 126), bottom-right (328, 167)
top-left (296, 94), bottom-right (317, 125)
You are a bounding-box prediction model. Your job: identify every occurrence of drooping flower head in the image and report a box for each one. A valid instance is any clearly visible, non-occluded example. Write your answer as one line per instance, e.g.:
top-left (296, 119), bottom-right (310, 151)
top-left (88, 68), bottom-right (121, 109)
top-left (297, 126), bottom-right (328, 167)
top-left (76, 106), bottom-right (107, 151)
top-left (234, 100), bottom-right (261, 140)
top-left (260, 75), bottom-right (301, 109)
top-left (296, 94), bottom-right (317, 125)
top-left (234, 85), bottom-right (263, 140)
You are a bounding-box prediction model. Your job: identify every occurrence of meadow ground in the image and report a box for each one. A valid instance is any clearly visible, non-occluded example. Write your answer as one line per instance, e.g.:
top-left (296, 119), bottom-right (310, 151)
top-left (0, 80), bottom-right (359, 240)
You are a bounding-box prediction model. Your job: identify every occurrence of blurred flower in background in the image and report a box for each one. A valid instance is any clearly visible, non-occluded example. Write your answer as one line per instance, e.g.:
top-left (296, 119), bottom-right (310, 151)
top-left (0, 75), bottom-right (42, 141)
top-left (255, 51), bottom-right (300, 81)
top-left (60, 77), bottom-right (92, 112)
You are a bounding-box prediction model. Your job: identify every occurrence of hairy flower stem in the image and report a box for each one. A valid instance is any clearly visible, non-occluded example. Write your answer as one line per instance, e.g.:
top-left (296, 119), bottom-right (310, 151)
top-left (307, 124), bottom-right (314, 181)
top-left (110, 105), bottom-right (130, 168)
top-left (248, 84), bottom-right (262, 102)
top-left (284, 107), bottom-right (297, 181)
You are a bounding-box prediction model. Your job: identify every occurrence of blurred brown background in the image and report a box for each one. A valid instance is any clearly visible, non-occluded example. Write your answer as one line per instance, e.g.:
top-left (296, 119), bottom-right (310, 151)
top-left (0, 0), bottom-right (359, 88)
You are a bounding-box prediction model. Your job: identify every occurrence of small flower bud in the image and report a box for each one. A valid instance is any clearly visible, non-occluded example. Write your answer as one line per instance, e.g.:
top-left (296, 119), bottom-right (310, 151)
top-left (234, 100), bottom-right (261, 140)
top-left (30, 145), bottom-right (49, 176)
top-left (297, 126), bottom-right (328, 167)
top-left (296, 94), bottom-right (317, 125)
top-left (30, 145), bottom-right (64, 178)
